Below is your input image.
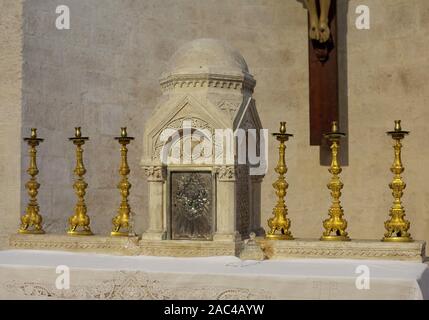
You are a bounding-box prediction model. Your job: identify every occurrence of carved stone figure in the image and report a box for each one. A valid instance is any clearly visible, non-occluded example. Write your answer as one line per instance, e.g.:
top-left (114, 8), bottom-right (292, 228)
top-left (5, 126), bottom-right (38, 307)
top-left (305, 0), bottom-right (331, 43)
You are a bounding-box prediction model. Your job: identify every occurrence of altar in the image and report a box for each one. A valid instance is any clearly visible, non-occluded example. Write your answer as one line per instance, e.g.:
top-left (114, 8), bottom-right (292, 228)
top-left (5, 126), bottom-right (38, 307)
top-left (2, 0), bottom-right (429, 302)
top-left (2, 34), bottom-right (427, 300)
top-left (0, 250), bottom-right (428, 300)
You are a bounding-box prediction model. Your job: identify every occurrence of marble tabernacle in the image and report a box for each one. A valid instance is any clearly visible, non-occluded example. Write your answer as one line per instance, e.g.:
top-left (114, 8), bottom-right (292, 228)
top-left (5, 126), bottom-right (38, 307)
top-left (139, 39), bottom-right (265, 256)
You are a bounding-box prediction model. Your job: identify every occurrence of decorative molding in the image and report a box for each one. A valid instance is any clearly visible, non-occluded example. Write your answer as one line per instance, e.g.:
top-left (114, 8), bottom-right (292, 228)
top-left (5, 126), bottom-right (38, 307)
top-left (260, 239), bottom-right (426, 262)
top-left (140, 239), bottom-right (242, 257)
top-left (142, 166), bottom-right (166, 182)
top-left (159, 73), bottom-right (256, 93)
top-left (151, 116), bottom-right (213, 162)
top-left (9, 234), bottom-right (141, 255)
top-left (217, 100), bottom-right (241, 119)
top-left (215, 165), bottom-right (236, 181)
top-left (8, 235), bottom-right (426, 262)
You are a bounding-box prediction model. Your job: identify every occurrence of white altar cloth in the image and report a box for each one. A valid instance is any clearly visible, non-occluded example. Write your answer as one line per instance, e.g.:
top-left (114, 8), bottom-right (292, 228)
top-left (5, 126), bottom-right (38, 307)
top-left (0, 250), bottom-right (428, 300)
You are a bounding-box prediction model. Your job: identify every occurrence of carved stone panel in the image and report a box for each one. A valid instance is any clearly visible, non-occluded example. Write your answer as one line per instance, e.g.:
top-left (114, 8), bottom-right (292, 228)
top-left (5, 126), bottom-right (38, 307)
top-left (170, 172), bottom-right (213, 240)
top-left (236, 165), bottom-right (250, 236)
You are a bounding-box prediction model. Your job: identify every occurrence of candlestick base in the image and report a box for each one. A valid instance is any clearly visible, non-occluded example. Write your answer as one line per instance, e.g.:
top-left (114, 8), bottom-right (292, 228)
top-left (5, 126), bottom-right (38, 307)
top-left (67, 229), bottom-right (93, 236)
top-left (382, 236), bottom-right (413, 243)
top-left (18, 229), bottom-right (45, 235)
top-left (320, 235), bottom-right (350, 242)
top-left (110, 231), bottom-right (129, 237)
top-left (265, 234), bottom-right (294, 241)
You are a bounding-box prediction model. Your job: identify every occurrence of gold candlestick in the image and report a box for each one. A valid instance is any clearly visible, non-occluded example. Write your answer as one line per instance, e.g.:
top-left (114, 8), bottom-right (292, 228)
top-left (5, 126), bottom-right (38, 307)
top-left (266, 122), bottom-right (294, 240)
top-left (111, 127), bottom-right (134, 236)
top-left (382, 120), bottom-right (413, 242)
top-left (67, 127), bottom-right (93, 235)
top-left (321, 121), bottom-right (350, 241)
top-left (19, 128), bottom-right (45, 234)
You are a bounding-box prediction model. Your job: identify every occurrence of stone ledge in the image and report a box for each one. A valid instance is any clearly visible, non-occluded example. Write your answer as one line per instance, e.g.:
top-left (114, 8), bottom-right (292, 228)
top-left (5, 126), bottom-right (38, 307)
top-left (8, 234), bottom-right (242, 257)
top-left (8, 234), bottom-right (141, 256)
top-left (8, 235), bottom-right (426, 261)
top-left (259, 238), bottom-right (426, 262)
top-left (140, 239), bottom-right (243, 257)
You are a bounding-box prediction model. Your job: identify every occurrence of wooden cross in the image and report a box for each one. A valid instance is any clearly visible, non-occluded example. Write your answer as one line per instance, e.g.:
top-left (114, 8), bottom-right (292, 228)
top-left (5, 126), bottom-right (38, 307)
top-left (306, 0), bottom-right (339, 146)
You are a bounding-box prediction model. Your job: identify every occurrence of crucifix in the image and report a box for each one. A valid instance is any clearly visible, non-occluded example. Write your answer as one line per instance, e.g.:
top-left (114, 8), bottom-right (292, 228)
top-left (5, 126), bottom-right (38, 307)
top-left (304, 0), bottom-right (339, 146)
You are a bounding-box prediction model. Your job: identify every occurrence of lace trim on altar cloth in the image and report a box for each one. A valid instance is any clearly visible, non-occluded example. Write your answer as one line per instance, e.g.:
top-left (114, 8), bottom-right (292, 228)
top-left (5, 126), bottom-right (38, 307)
top-left (3, 271), bottom-right (272, 300)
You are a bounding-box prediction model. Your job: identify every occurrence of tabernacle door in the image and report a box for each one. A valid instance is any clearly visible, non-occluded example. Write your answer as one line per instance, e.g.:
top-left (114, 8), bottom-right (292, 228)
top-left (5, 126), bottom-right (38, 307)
top-left (169, 170), bottom-right (215, 240)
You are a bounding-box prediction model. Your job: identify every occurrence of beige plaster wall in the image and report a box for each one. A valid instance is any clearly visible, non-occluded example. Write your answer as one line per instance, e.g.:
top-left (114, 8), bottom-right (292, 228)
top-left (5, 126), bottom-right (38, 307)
top-left (0, 0), bottom-right (22, 247)
top-left (18, 0), bottom-right (429, 250)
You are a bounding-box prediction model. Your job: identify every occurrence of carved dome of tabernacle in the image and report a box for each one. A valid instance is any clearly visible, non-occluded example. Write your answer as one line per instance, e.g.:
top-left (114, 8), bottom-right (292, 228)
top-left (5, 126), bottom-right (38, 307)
top-left (163, 38), bottom-right (250, 76)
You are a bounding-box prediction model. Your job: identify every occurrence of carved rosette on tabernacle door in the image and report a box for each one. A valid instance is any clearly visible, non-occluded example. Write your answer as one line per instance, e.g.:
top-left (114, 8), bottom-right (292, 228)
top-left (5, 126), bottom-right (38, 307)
top-left (266, 122), bottom-right (294, 240)
top-left (382, 120), bottom-right (413, 242)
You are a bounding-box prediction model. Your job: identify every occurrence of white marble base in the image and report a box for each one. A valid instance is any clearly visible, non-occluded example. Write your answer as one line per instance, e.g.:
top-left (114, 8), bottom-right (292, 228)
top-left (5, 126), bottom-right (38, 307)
top-left (260, 238), bottom-right (426, 262)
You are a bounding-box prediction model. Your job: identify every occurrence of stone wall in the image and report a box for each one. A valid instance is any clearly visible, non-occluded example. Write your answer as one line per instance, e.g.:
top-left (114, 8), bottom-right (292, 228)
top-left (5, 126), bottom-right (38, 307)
top-left (0, 0), bottom-right (22, 247)
top-left (19, 0), bottom-right (429, 250)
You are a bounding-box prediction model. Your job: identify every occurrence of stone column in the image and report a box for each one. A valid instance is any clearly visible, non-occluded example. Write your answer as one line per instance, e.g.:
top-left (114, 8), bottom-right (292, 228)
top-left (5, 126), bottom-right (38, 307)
top-left (214, 166), bottom-right (240, 241)
top-left (0, 0), bottom-right (23, 248)
top-left (250, 175), bottom-right (265, 236)
top-left (142, 166), bottom-right (166, 240)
